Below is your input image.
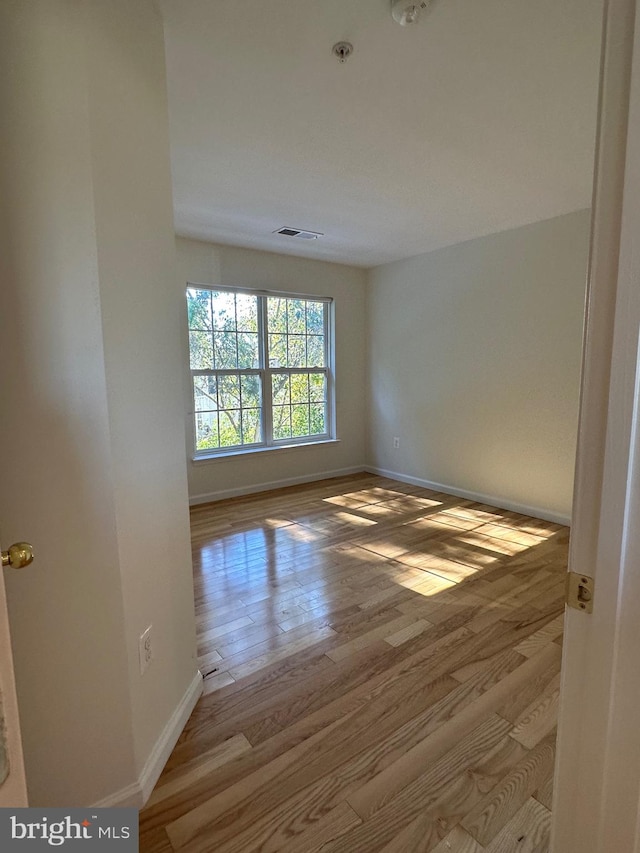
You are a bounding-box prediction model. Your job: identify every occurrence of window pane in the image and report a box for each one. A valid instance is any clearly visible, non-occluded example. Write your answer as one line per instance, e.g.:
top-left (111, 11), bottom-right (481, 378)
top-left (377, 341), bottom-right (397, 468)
top-left (241, 409), bottom-right (261, 444)
top-left (237, 332), bottom-right (259, 368)
top-left (241, 374), bottom-right (261, 409)
top-left (195, 411), bottom-right (219, 450)
top-left (292, 404), bottom-right (309, 437)
top-left (309, 373), bottom-right (326, 402)
top-left (187, 289), bottom-right (212, 330)
top-left (218, 410), bottom-right (242, 447)
top-left (309, 403), bottom-right (326, 435)
top-left (272, 374), bottom-right (290, 406)
top-left (287, 299), bottom-right (306, 334)
top-left (290, 373), bottom-right (308, 404)
top-left (194, 376), bottom-right (217, 412)
top-left (268, 298), bottom-right (287, 334)
top-left (211, 291), bottom-right (237, 330)
top-left (218, 375), bottom-right (240, 408)
top-left (235, 293), bottom-right (258, 332)
top-left (287, 335), bottom-right (306, 368)
top-left (268, 333), bottom-right (286, 367)
top-left (306, 301), bottom-right (324, 334)
top-left (306, 335), bottom-right (325, 367)
top-left (265, 297), bottom-right (327, 369)
top-left (214, 332), bottom-right (238, 369)
top-left (272, 405), bottom-right (292, 439)
top-left (189, 331), bottom-right (213, 369)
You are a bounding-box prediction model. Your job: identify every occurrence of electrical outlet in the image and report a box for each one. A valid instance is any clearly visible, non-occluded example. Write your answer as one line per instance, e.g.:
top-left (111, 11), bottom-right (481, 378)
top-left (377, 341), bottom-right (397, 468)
top-left (139, 625), bottom-right (153, 675)
top-left (393, 436), bottom-right (400, 449)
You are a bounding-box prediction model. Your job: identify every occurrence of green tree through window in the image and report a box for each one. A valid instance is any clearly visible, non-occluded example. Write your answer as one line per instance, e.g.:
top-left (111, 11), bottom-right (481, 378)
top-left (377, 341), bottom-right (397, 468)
top-left (187, 287), bottom-right (332, 455)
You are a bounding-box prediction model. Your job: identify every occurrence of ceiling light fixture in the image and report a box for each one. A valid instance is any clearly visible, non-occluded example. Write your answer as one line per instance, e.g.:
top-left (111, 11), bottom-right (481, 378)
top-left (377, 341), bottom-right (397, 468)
top-left (391, 0), bottom-right (430, 26)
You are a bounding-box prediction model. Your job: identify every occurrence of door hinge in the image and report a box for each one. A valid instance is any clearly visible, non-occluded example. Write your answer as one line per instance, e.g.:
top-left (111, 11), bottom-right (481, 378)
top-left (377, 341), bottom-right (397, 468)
top-left (566, 572), bottom-right (594, 613)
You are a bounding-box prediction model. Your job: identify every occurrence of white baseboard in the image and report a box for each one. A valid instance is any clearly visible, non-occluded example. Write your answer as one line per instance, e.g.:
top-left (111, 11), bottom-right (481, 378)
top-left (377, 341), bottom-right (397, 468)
top-left (92, 669), bottom-right (203, 809)
top-left (364, 466), bottom-right (571, 526)
top-left (92, 780), bottom-right (142, 810)
top-left (138, 670), bottom-right (203, 804)
top-left (189, 466), bottom-right (365, 505)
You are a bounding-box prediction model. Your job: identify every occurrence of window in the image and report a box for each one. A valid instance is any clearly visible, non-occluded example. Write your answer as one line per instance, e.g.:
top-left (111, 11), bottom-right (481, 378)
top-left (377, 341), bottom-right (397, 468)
top-left (187, 286), bottom-right (333, 457)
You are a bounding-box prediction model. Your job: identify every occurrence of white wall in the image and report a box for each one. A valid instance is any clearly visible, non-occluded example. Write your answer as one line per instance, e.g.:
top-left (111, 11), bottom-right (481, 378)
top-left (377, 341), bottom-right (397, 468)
top-left (86, 2), bottom-right (199, 783)
top-left (366, 210), bottom-right (591, 522)
top-left (176, 238), bottom-right (368, 502)
top-left (0, 0), bottom-right (197, 807)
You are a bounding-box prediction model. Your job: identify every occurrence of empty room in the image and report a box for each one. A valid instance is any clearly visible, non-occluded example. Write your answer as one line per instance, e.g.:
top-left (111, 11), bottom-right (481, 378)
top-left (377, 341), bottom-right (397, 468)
top-left (143, 0), bottom-right (602, 849)
top-left (3, 1), bottom-right (640, 852)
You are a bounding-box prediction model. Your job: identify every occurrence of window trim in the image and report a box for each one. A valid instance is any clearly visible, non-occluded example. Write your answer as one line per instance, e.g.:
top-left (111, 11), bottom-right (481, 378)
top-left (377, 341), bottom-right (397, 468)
top-left (187, 283), bottom-right (335, 460)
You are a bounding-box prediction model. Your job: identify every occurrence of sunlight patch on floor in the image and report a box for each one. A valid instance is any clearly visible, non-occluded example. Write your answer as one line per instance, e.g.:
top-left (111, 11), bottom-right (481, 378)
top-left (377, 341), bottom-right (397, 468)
top-left (323, 494), bottom-right (373, 509)
top-left (282, 525), bottom-right (323, 543)
top-left (440, 506), bottom-right (506, 523)
top-left (393, 568), bottom-right (457, 596)
top-left (263, 517), bottom-right (295, 528)
top-left (456, 531), bottom-right (533, 556)
top-left (333, 511), bottom-right (378, 527)
top-left (354, 503), bottom-right (406, 519)
top-left (410, 511), bottom-right (486, 531)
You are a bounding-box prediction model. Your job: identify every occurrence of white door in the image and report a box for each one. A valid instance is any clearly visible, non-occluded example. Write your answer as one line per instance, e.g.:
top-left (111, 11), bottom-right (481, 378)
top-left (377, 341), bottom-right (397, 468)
top-left (0, 541), bottom-right (30, 808)
top-left (552, 0), bottom-right (640, 849)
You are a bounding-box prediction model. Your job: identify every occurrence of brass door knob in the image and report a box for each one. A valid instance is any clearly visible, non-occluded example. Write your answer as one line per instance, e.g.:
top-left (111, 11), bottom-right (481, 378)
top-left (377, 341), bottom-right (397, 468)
top-left (1, 542), bottom-right (34, 569)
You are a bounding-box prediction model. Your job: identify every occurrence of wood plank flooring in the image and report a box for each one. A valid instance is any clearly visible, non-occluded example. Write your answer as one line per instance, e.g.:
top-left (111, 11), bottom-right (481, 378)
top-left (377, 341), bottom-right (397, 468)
top-left (140, 473), bottom-right (567, 853)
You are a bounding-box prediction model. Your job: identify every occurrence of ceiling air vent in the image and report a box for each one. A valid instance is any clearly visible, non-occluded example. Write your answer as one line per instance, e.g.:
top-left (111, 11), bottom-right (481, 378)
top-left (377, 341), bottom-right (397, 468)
top-left (274, 227), bottom-right (324, 240)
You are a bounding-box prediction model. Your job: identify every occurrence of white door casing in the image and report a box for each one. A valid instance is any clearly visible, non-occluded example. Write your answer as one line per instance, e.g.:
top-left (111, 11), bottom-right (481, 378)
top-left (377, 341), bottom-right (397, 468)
top-left (0, 551), bottom-right (27, 807)
top-left (552, 0), bottom-right (640, 849)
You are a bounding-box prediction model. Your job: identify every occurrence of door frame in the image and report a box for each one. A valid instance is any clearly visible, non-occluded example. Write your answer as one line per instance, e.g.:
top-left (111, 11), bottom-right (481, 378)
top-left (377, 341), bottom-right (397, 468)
top-left (552, 0), bottom-right (640, 849)
top-left (0, 567), bottom-right (27, 807)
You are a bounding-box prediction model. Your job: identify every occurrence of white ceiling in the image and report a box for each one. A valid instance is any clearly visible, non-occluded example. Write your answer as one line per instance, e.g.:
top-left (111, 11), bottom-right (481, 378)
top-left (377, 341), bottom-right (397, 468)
top-left (159, 0), bottom-right (603, 268)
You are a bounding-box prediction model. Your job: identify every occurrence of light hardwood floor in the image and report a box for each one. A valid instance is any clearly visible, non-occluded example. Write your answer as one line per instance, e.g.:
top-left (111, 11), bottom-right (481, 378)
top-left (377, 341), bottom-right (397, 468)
top-left (140, 473), bottom-right (566, 853)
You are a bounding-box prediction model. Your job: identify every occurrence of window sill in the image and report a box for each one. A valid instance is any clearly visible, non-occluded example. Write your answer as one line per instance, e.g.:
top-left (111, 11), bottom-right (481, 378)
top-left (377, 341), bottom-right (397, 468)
top-left (191, 438), bottom-right (340, 464)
